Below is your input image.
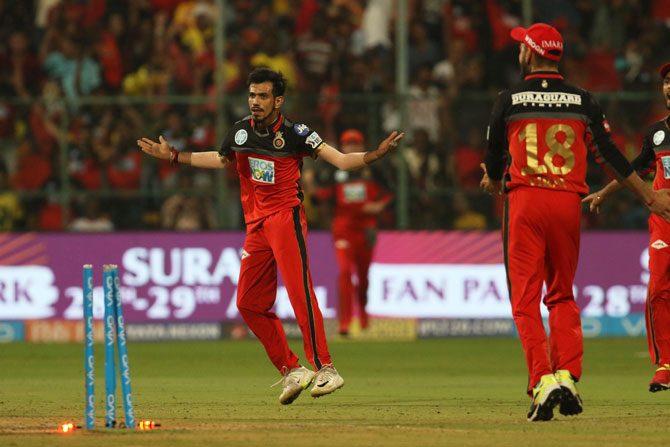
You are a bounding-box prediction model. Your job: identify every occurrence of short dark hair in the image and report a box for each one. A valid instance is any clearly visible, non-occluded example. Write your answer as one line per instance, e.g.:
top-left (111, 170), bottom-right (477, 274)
top-left (247, 67), bottom-right (286, 97)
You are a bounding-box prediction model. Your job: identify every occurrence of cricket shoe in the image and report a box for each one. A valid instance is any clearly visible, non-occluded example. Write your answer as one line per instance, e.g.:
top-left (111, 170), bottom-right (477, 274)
top-left (555, 370), bottom-right (583, 416)
top-left (527, 373), bottom-right (563, 422)
top-left (310, 366), bottom-right (344, 398)
top-left (649, 364), bottom-right (670, 392)
top-left (273, 366), bottom-right (316, 405)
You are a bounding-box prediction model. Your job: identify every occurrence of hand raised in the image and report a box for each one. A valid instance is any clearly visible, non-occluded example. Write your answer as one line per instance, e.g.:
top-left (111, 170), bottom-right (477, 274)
top-left (137, 135), bottom-right (171, 161)
top-left (375, 131), bottom-right (405, 158)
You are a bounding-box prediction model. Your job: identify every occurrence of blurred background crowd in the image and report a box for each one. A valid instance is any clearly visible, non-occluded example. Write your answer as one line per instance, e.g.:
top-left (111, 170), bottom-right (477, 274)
top-left (1, 0), bottom-right (670, 232)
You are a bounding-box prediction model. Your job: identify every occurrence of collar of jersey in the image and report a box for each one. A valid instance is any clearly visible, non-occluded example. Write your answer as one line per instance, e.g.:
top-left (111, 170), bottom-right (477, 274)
top-left (524, 71), bottom-right (563, 80)
top-left (250, 113), bottom-right (283, 134)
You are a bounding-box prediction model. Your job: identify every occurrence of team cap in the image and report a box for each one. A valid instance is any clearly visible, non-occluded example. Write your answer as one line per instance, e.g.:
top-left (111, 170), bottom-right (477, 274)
top-left (340, 129), bottom-right (364, 144)
top-left (510, 23), bottom-right (563, 61)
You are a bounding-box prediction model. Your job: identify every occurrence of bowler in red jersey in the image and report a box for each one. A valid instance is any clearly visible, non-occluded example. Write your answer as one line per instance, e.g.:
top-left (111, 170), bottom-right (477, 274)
top-left (138, 67), bottom-right (403, 405)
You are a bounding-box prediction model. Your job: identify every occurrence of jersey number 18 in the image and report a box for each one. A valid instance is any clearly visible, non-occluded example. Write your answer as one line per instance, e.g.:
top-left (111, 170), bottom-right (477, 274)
top-left (519, 123), bottom-right (576, 176)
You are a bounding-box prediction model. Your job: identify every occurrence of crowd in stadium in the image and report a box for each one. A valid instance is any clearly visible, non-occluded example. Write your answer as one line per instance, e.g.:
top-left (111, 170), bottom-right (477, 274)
top-left (1, 0), bottom-right (670, 231)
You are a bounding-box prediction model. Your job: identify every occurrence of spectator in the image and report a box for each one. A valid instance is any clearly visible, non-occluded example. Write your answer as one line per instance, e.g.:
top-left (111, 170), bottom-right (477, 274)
top-left (42, 36), bottom-right (101, 102)
top-left (69, 197), bottom-right (114, 232)
top-left (161, 169), bottom-right (216, 231)
top-left (0, 161), bottom-right (23, 231)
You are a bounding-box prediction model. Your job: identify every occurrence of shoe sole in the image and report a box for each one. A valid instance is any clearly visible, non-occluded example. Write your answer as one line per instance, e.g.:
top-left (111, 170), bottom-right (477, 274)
top-left (649, 382), bottom-right (670, 393)
top-left (280, 388), bottom-right (303, 405)
top-left (528, 388), bottom-right (562, 422)
top-left (280, 376), bottom-right (316, 405)
top-left (558, 386), bottom-right (583, 416)
top-left (311, 382), bottom-right (344, 398)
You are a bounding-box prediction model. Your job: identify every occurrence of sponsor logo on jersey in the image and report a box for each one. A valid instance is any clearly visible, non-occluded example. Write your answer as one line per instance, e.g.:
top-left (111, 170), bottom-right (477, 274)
top-left (654, 130), bottom-right (665, 146)
top-left (248, 157), bottom-right (275, 184)
top-left (294, 123), bottom-right (310, 136)
top-left (663, 156), bottom-right (670, 179)
top-left (652, 239), bottom-right (669, 250)
top-left (305, 132), bottom-right (323, 149)
top-left (273, 131), bottom-right (285, 150)
top-left (343, 183), bottom-right (366, 203)
top-left (511, 91), bottom-right (581, 107)
top-left (234, 129), bottom-right (248, 145)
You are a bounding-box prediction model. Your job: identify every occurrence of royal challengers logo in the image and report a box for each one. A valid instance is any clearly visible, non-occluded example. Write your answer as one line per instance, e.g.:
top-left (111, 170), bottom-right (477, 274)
top-left (273, 131), bottom-right (285, 150)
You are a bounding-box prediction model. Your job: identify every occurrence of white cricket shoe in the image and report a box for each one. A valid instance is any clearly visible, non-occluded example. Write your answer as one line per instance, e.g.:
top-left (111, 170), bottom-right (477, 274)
top-left (273, 366), bottom-right (316, 405)
top-left (310, 366), bottom-right (344, 398)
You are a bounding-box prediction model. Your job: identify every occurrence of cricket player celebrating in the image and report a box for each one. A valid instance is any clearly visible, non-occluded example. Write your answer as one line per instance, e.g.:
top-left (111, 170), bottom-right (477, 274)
top-left (138, 67), bottom-right (403, 405)
top-left (480, 24), bottom-right (670, 421)
top-left (584, 62), bottom-right (670, 393)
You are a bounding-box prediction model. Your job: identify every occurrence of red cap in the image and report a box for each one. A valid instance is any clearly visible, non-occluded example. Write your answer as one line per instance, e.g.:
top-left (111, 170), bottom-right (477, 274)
top-left (340, 129), bottom-right (364, 144)
top-left (660, 63), bottom-right (670, 79)
top-left (510, 23), bottom-right (563, 61)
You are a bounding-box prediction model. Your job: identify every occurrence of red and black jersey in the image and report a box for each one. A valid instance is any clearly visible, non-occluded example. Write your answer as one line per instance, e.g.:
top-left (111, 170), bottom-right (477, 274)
top-left (315, 169), bottom-right (392, 233)
top-left (219, 114), bottom-right (325, 224)
top-left (486, 71), bottom-right (633, 194)
top-left (631, 118), bottom-right (670, 191)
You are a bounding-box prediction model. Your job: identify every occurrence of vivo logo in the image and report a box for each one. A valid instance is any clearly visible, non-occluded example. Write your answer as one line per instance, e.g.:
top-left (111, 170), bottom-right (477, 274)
top-left (86, 356), bottom-right (95, 385)
top-left (117, 316), bottom-right (126, 345)
top-left (86, 316), bottom-right (94, 343)
top-left (121, 355), bottom-right (131, 385)
top-left (125, 393), bottom-right (134, 421)
top-left (105, 276), bottom-right (114, 306)
top-left (107, 394), bottom-right (115, 413)
top-left (106, 315), bottom-right (115, 345)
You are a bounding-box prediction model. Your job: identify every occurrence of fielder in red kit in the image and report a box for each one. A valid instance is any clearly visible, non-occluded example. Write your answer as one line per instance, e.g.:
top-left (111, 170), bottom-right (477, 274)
top-left (138, 68), bottom-right (404, 405)
top-left (312, 129), bottom-right (392, 336)
top-left (584, 63), bottom-right (670, 393)
top-left (480, 24), bottom-right (670, 422)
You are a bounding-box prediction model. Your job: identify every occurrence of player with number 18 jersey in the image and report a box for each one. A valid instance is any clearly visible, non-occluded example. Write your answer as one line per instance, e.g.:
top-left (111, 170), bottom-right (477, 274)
top-left (485, 23), bottom-right (637, 421)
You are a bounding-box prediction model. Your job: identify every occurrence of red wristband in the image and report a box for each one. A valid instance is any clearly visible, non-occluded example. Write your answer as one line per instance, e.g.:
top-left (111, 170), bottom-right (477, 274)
top-left (170, 147), bottom-right (179, 165)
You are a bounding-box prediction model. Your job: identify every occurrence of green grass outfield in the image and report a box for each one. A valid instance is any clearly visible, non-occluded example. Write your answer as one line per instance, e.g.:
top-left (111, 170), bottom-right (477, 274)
top-left (1, 337), bottom-right (669, 447)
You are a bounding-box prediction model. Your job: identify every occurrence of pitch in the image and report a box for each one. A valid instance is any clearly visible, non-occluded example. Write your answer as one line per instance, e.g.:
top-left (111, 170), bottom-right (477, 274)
top-left (1, 337), bottom-right (668, 446)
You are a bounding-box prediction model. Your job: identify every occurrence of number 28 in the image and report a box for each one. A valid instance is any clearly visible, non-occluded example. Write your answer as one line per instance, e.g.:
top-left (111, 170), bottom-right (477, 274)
top-left (519, 123), bottom-right (576, 176)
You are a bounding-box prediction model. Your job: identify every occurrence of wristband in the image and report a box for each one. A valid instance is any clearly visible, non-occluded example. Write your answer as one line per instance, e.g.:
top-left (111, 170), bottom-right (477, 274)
top-left (363, 150), bottom-right (378, 165)
top-left (169, 147), bottom-right (180, 165)
top-left (646, 195), bottom-right (656, 207)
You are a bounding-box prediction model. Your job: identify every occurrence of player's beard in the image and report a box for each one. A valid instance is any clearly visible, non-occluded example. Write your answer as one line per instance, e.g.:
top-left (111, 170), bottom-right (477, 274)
top-left (520, 59), bottom-right (531, 77)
